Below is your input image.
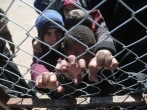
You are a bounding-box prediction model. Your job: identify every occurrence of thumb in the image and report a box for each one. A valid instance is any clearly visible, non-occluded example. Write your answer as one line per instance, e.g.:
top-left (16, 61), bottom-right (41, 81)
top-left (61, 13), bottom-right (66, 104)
top-left (74, 77), bottom-right (81, 85)
top-left (57, 85), bottom-right (64, 93)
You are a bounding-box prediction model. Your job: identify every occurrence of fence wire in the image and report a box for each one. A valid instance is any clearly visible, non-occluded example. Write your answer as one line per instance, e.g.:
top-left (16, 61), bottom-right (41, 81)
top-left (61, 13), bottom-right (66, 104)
top-left (0, 0), bottom-right (147, 109)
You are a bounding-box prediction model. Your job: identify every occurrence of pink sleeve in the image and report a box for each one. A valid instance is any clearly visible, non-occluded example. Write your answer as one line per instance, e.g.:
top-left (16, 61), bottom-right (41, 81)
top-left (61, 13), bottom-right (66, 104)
top-left (31, 64), bottom-right (49, 81)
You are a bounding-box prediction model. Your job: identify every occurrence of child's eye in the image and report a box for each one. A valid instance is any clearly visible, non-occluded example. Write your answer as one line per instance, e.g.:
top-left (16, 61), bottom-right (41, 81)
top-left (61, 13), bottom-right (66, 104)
top-left (45, 32), bottom-right (51, 36)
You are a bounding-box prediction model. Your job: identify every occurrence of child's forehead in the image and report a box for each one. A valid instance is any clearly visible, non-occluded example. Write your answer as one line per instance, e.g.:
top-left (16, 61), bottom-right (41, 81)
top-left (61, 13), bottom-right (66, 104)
top-left (46, 28), bottom-right (58, 32)
top-left (67, 41), bottom-right (85, 50)
top-left (45, 28), bottom-right (63, 34)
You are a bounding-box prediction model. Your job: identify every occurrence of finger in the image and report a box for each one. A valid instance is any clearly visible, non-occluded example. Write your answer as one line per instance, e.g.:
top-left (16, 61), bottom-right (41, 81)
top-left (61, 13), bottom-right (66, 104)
top-left (78, 59), bottom-right (86, 71)
top-left (35, 75), bottom-right (42, 88)
top-left (60, 60), bottom-right (69, 73)
top-left (96, 51), bottom-right (105, 67)
top-left (109, 58), bottom-right (118, 71)
top-left (74, 73), bottom-right (83, 85)
top-left (42, 73), bottom-right (50, 84)
top-left (67, 55), bottom-right (77, 65)
top-left (57, 86), bottom-right (64, 93)
top-left (104, 53), bottom-right (113, 68)
top-left (37, 76), bottom-right (46, 88)
top-left (88, 57), bottom-right (102, 82)
top-left (60, 63), bottom-right (73, 79)
top-left (55, 62), bottom-right (62, 74)
top-left (47, 72), bottom-right (64, 92)
top-left (65, 55), bottom-right (78, 79)
top-left (74, 79), bottom-right (79, 85)
top-left (73, 59), bottom-right (86, 84)
top-left (70, 59), bottom-right (85, 79)
top-left (77, 59), bottom-right (86, 78)
top-left (88, 57), bottom-right (100, 74)
top-left (48, 72), bottom-right (59, 89)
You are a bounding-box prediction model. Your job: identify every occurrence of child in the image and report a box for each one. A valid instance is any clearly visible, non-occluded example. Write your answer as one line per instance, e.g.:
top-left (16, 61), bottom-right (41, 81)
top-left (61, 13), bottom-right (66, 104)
top-left (33, 1), bottom-right (117, 82)
top-left (64, 9), bottom-right (117, 82)
top-left (32, 0), bottom-right (79, 54)
top-left (56, 24), bottom-right (118, 85)
top-left (56, 25), bottom-right (117, 97)
top-left (56, 25), bottom-right (111, 98)
top-left (55, 25), bottom-right (146, 98)
top-left (31, 10), bottom-right (65, 93)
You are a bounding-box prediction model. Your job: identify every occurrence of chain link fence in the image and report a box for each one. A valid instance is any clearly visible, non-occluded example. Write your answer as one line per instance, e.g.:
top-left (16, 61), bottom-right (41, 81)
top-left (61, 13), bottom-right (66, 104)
top-left (0, 0), bottom-right (147, 109)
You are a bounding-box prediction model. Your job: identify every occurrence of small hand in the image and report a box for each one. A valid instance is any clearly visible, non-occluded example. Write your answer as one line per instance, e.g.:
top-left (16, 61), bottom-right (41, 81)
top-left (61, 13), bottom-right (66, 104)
top-left (55, 55), bottom-right (86, 85)
top-left (35, 72), bottom-right (64, 93)
top-left (33, 40), bottom-right (42, 53)
top-left (88, 50), bottom-right (118, 82)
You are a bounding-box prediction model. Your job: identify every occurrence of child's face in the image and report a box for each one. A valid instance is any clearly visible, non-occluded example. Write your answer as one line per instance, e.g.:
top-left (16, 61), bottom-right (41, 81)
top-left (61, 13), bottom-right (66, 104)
top-left (63, 4), bottom-right (77, 16)
top-left (44, 28), bottom-right (63, 49)
top-left (65, 42), bottom-right (93, 66)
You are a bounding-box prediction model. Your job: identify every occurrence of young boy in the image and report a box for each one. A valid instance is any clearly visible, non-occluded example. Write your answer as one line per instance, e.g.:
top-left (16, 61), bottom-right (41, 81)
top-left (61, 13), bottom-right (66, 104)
top-left (55, 25), bottom-right (146, 98)
top-left (33, 1), bottom-right (117, 83)
top-left (56, 25), bottom-right (117, 89)
top-left (64, 9), bottom-right (117, 82)
top-left (31, 10), bottom-right (65, 93)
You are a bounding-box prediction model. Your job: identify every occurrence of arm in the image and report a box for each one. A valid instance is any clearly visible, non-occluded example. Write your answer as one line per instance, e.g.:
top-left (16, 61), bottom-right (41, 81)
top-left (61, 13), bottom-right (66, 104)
top-left (30, 41), bottom-right (63, 92)
top-left (88, 49), bottom-right (118, 82)
top-left (31, 60), bottom-right (64, 92)
top-left (31, 63), bottom-right (48, 81)
top-left (90, 10), bottom-right (116, 55)
top-left (88, 10), bottom-right (118, 82)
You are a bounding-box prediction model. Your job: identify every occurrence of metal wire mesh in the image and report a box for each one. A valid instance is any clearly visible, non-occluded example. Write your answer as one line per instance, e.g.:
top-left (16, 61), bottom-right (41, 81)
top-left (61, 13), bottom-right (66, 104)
top-left (0, 0), bottom-right (147, 109)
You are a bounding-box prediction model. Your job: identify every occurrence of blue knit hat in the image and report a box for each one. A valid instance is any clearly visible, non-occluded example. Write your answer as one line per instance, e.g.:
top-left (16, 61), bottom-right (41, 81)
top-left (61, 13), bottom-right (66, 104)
top-left (35, 10), bottom-right (64, 41)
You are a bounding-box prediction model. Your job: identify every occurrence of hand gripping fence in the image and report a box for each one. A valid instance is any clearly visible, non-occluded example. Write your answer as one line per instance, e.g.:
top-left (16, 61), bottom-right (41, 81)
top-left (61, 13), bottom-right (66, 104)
top-left (0, 0), bottom-right (147, 109)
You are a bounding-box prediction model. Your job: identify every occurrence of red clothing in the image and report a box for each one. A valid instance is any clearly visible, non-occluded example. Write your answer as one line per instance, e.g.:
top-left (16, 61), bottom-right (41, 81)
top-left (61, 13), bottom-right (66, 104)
top-left (31, 64), bottom-right (49, 80)
top-left (88, 9), bottom-right (116, 55)
top-left (30, 46), bottom-right (64, 81)
top-left (63, 0), bottom-right (77, 6)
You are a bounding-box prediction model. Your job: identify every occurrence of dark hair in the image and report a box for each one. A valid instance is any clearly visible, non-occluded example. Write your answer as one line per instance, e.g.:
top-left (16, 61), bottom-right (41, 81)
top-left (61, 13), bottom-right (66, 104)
top-left (63, 25), bottom-right (96, 51)
top-left (65, 9), bottom-right (92, 29)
